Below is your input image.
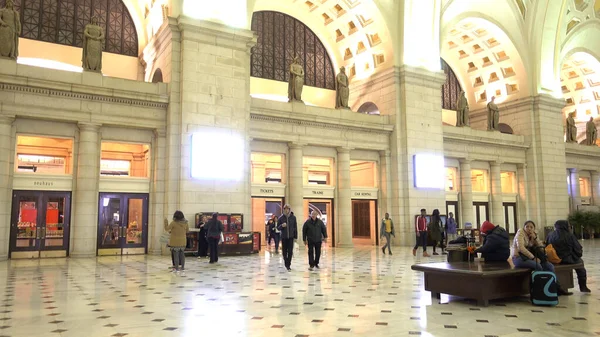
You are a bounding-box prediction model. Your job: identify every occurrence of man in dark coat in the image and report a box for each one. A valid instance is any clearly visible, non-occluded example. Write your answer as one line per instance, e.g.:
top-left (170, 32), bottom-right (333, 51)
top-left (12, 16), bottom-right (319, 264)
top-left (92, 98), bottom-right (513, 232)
top-left (475, 221), bottom-right (510, 262)
top-left (302, 210), bottom-right (327, 271)
top-left (546, 220), bottom-right (591, 292)
top-left (277, 204), bottom-right (298, 271)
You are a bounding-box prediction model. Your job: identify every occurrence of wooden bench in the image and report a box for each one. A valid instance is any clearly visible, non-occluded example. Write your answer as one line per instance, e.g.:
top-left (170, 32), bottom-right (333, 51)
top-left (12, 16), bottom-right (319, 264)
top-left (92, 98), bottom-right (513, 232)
top-left (411, 261), bottom-right (583, 306)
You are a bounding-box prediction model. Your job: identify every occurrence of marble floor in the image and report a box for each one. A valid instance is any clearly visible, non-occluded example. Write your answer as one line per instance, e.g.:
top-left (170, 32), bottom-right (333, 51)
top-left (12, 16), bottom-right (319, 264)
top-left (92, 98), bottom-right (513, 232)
top-left (1, 241), bottom-right (600, 337)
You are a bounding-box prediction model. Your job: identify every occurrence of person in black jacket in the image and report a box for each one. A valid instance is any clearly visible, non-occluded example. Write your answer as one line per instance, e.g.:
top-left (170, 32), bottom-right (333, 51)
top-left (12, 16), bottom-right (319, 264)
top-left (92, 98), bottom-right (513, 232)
top-left (277, 205), bottom-right (298, 271)
top-left (474, 221), bottom-right (510, 262)
top-left (204, 213), bottom-right (224, 264)
top-left (302, 210), bottom-right (327, 271)
top-left (546, 220), bottom-right (591, 292)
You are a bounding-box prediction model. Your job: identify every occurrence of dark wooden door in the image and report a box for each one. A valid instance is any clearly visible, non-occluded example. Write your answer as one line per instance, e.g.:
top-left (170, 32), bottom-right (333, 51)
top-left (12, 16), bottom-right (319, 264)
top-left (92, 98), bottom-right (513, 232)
top-left (352, 200), bottom-right (371, 238)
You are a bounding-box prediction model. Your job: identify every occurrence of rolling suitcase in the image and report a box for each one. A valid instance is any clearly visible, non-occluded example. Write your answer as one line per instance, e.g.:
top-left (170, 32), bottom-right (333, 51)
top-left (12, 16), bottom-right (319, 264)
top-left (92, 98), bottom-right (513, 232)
top-left (530, 271), bottom-right (558, 306)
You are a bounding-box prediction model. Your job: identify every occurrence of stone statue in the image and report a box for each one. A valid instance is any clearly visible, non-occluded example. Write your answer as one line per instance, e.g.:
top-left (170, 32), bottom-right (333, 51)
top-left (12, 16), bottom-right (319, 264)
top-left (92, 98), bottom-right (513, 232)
top-left (82, 16), bottom-right (105, 72)
top-left (487, 96), bottom-right (500, 131)
top-left (335, 66), bottom-right (350, 109)
top-left (0, 0), bottom-right (21, 60)
top-left (455, 90), bottom-right (469, 127)
top-left (586, 117), bottom-right (597, 146)
top-left (566, 112), bottom-right (577, 143)
top-left (288, 56), bottom-right (304, 102)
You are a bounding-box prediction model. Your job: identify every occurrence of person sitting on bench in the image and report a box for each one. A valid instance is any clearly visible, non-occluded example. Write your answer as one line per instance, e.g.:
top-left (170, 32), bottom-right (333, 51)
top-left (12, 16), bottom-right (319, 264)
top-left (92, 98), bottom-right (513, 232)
top-left (546, 220), bottom-right (591, 293)
top-left (473, 221), bottom-right (510, 262)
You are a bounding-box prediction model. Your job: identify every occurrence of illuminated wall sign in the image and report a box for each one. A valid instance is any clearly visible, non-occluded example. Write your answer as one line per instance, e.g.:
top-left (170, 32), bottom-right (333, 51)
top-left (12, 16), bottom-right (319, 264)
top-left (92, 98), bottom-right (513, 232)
top-left (413, 154), bottom-right (445, 189)
top-left (183, 0), bottom-right (248, 29)
top-left (251, 184), bottom-right (286, 197)
top-left (191, 131), bottom-right (245, 181)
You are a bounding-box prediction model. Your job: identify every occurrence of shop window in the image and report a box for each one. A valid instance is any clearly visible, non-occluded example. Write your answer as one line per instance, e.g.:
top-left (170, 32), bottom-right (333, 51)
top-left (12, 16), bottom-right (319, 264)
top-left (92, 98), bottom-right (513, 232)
top-left (303, 157), bottom-right (332, 185)
top-left (15, 135), bottom-right (73, 174)
top-left (350, 160), bottom-right (376, 187)
top-left (445, 167), bottom-right (457, 191)
top-left (501, 172), bottom-right (516, 193)
top-left (100, 142), bottom-right (150, 178)
top-left (471, 169), bottom-right (488, 192)
top-left (251, 152), bottom-right (284, 184)
top-left (579, 177), bottom-right (591, 197)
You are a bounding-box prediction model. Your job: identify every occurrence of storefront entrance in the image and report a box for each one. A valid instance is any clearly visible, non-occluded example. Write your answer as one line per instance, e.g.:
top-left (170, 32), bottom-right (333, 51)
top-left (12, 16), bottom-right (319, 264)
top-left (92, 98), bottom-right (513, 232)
top-left (97, 193), bottom-right (148, 256)
top-left (9, 191), bottom-right (71, 258)
top-left (351, 199), bottom-right (378, 245)
top-left (473, 202), bottom-right (489, 228)
top-left (304, 199), bottom-right (334, 247)
top-left (251, 197), bottom-right (284, 246)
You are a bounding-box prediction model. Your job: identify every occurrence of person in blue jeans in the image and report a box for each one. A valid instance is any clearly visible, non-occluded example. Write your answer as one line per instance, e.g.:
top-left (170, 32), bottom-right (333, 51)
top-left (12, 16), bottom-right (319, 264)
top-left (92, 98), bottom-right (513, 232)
top-left (512, 220), bottom-right (571, 296)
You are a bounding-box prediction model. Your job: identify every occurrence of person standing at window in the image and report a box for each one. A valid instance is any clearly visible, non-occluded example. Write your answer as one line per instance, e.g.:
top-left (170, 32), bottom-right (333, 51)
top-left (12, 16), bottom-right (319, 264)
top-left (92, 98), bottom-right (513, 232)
top-left (278, 204), bottom-right (298, 271)
top-left (413, 209), bottom-right (430, 257)
top-left (380, 212), bottom-right (395, 255)
top-left (164, 211), bottom-right (189, 275)
top-left (303, 211), bottom-right (327, 271)
top-left (205, 213), bottom-right (224, 264)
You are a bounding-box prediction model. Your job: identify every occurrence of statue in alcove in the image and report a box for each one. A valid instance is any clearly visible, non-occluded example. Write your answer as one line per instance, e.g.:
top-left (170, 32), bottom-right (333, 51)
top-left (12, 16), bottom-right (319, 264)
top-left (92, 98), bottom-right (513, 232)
top-left (0, 0), bottom-right (21, 60)
top-left (288, 56), bottom-right (304, 103)
top-left (82, 16), bottom-right (105, 72)
top-left (486, 96), bottom-right (500, 131)
top-left (566, 112), bottom-right (577, 143)
top-left (455, 90), bottom-right (469, 127)
top-left (335, 66), bottom-right (350, 109)
top-left (586, 117), bottom-right (597, 146)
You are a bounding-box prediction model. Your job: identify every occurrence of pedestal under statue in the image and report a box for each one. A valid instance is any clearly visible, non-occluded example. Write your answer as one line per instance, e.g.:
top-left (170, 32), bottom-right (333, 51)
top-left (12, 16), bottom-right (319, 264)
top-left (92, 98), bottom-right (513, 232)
top-left (335, 66), bottom-right (350, 109)
top-left (288, 56), bottom-right (304, 103)
top-left (82, 17), bottom-right (105, 72)
top-left (0, 0), bottom-right (21, 60)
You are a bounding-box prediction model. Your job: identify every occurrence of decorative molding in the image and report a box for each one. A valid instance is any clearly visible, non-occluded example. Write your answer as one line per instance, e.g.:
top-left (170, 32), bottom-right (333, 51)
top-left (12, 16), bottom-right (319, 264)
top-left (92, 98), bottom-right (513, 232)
top-left (250, 113), bottom-right (393, 134)
top-left (0, 115), bottom-right (15, 125)
top-left (0, 83), bottom-right (168, 109)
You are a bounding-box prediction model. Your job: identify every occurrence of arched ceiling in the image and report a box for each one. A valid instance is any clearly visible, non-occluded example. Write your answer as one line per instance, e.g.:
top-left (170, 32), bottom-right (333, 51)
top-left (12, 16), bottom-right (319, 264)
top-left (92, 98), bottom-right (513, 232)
top-left (250, 0), bottom-right (394, 82)
top-left (561, 52), bottom-right (600, 142)
top-left (441, 18), bottom-right (529, 108)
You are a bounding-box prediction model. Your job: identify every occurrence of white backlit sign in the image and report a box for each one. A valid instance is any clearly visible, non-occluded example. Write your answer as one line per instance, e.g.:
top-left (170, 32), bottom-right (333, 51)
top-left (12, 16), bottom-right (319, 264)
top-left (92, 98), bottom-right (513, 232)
top-left (183, 0), bottom-right (248, 29)
top-left (191, 131), bottom-right (244, 180)
top-left (413, 154), bottom-right (445, 189)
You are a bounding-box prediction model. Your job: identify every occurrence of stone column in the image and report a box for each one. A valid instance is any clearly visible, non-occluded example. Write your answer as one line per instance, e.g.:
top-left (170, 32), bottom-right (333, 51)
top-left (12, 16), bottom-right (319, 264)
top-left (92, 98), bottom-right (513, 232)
top-left (0, 116), bottom-right (14, 260)
top-left (517, 163), bottom-right (530, 226)
top-left (591, 171), bottom-right (600, 207)
top-left (150, 128), bottom-right (167, 255)
top-left (288, 143), bottom-right (304, 223)
top-left (379, 150), bottom-right (392, 216)
top-left (459, 158), bottom-right (474, 227)
top-left (71, 123), bottom-right (101, 257)
top-left (490, 161), bottom-right (504, 225)
top-left (569, 168), bottom-right (581, 212)
top-left (337, 147), bottom-right (352, 247)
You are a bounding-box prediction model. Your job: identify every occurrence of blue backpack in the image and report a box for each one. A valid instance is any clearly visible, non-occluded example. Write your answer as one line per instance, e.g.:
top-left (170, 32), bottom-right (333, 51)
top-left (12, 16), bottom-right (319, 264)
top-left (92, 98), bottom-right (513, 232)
top-left (530, 271), bottom-right (558, 306)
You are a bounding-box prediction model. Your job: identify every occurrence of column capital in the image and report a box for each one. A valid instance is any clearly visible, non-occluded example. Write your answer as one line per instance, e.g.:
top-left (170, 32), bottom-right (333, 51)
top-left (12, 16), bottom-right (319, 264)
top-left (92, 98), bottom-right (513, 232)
top-left (288, 142), bottom-right (306, 150)
top-left (336, 146), bottom-right (352, 154)
top-left (569, 167), bottom-right (579, 174)
top-left (154, 128), bottom-right (167, 138)
top-left (0, 115), bottom-right (15, 125)
top-left (490, 160), bottom-right (503, 167)
top-left (78, 122), bottom-right (101, 132)
top-left (379, 149), bottom-right (391, 157)
top-left (458, 157), bottom-right (472, 165)
top-left (517, 162), bottom-right (527, 169)
top-left (591, 170), bottom-right (600, 177)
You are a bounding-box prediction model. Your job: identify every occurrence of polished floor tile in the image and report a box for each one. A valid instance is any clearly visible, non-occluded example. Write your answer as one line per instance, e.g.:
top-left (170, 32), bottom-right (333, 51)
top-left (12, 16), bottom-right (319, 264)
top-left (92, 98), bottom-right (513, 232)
top-left (1, 240), bottom-right (599, 337)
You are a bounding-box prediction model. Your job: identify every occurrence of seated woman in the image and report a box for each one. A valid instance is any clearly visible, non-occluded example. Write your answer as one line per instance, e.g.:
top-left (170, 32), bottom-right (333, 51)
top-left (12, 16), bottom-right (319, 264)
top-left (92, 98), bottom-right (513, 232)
top-left (474, 221), bottom-right (510, 262)
top-left (512, 220), bottom-right (571, 295)
top-left (546, 220), bottom-right (591, 293)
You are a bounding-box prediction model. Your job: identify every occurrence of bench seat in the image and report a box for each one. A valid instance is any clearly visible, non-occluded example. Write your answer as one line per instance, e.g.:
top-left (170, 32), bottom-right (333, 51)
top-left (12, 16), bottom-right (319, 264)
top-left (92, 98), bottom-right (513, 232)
top-left (411, 261), bottom-right (583, 306)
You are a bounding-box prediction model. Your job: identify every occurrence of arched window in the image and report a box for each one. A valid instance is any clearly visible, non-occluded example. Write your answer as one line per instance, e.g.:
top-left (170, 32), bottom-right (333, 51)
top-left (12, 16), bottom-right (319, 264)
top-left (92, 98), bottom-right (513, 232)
top-left (441, 58), bottom-right (463, 110)
top-left (357, 102), bottom-right (380, 115)
top-left (0, 0), bottom-right (138, 56)
top-left (251, 11), bottom-right (335, 90)
top-left (151, 69), bottom-right (163, 83)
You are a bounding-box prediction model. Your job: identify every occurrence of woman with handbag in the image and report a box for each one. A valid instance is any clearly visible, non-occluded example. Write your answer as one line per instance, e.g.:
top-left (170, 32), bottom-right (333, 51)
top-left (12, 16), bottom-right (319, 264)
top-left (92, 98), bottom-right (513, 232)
top-left (512, 220), bottom-right (571, 295)
top-left (205, 212), bottom-right (224, 264)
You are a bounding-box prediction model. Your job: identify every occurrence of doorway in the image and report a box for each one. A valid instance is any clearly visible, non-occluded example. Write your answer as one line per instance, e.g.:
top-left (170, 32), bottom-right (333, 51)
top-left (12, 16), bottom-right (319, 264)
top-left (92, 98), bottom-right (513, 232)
top-left (304, 199), bottom-right (334, 247)
top-left (9, 191), bottom-right (71, 259)
top-left (446, 201), bottom-right (459, 225)
top-left (351, 200), bottom-right (378, 245)
top-left (251, 197), bottom-right (284, 246)
top-left (503, 202), bottom-right (517, 234)
top-left (472, 202), bottom-right (489, 228)
top-left (97, 193), bottom-right (149, 256)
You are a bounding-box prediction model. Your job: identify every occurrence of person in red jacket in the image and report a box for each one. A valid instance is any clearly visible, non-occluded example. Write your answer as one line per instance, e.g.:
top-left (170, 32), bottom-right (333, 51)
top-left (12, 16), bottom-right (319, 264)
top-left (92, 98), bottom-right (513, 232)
top-left (413, 208), bottom-right (430, 257)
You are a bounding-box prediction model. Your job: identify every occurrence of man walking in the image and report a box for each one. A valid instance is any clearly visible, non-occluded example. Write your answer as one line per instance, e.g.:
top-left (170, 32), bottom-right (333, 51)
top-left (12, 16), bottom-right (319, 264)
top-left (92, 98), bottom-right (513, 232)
top-left (380, 212), bottom-right (395, 255)
top-left (303, 211), bottom-right (328, 271)
top-left (413, 208), bottom-right (430, 257)
top-left (277, 204), bottom-right (298, 271)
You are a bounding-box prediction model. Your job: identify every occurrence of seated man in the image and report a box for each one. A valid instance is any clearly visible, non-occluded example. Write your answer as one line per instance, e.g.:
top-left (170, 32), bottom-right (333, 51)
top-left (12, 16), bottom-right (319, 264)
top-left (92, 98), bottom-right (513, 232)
top-left (474, 221), bottom-right (510, 262)
top-left (546, 220), bottom-right (591, 293)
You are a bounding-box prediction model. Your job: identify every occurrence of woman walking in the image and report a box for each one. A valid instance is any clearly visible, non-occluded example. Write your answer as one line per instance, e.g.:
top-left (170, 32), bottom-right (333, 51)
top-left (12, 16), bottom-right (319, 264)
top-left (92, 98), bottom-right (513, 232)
top-left (164, 211), bottom-right (189, 275)
top-left (428, 209), bottom-right (443, 255)
top-left (205, 213), bottom-right (224, 264)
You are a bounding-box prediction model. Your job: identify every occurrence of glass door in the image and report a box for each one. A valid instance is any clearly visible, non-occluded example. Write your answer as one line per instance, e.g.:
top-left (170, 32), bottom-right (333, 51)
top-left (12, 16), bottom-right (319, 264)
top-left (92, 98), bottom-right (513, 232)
top-left (472, 202), bottom-right (489, 229)
top-left (97, 193), bottom-right (148, 255)
top-left (10, 191), bottom-right (71, 259)
top-left (305, 199), bottom-right (334, 247)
